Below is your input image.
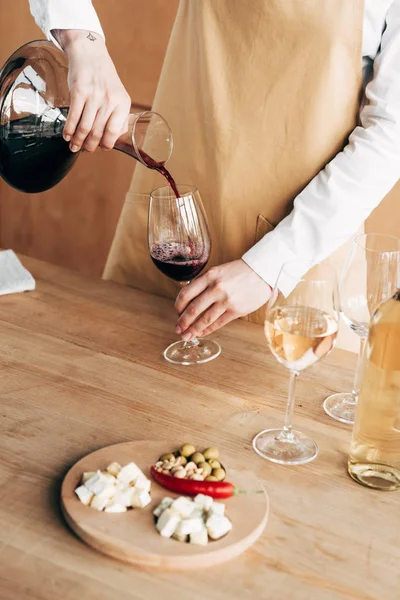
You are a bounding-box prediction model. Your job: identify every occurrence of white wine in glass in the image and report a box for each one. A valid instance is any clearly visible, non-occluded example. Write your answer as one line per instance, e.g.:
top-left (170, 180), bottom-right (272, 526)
top-left (253, 260), bottom-right (339, 465)
top-left (323, 233), bottom-right (400, 425)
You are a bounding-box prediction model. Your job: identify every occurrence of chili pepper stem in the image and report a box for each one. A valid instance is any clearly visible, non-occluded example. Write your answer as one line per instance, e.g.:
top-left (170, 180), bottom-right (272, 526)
top-left (233, 488), bottom-right (264, 495)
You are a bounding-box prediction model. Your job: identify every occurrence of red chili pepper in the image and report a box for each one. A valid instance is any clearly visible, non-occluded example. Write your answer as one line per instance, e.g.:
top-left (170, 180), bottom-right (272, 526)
top-left (151, 465), bottom-right (240, 499)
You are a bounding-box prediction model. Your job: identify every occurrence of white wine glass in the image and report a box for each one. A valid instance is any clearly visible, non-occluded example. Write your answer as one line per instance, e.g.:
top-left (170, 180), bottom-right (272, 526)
top-left (323, 233), bottom-right (400, 424)
top-left (253, 260), bottom-right (339, 465)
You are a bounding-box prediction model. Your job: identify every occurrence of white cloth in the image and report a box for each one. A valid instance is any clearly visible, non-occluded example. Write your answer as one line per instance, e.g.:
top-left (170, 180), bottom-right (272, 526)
top-left (0, 250), bottom-right (35, 296)
top-left (28, 0), bottom-right (400, 286)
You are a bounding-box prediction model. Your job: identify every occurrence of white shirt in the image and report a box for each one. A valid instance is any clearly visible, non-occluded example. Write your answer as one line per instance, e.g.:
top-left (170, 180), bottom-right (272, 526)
top-left (29, 0), bottom-right (400, 286)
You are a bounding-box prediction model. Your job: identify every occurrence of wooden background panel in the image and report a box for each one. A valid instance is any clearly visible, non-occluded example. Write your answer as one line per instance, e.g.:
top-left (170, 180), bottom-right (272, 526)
top-left (0, 0), bottom-right (178, 276)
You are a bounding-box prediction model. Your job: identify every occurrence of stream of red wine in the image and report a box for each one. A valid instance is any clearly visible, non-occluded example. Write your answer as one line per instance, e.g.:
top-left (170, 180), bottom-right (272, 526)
top-left (138, 150), bottom-right (180, 198)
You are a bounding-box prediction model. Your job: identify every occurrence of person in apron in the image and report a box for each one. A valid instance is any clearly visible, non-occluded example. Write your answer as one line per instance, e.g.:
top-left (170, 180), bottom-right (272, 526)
top-left (30, 0), bottom-right (400, 349)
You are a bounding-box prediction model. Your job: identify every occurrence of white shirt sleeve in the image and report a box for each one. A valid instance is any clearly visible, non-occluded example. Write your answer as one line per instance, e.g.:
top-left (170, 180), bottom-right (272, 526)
top-left (28, 0), bottom-right (104, 50)
top-left (242, 1), bottom-right (400, 286)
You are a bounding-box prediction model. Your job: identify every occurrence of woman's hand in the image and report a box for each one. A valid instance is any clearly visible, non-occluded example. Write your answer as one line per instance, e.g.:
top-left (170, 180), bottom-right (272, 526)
top-left (54, 30), bottom-right (131, 153)
top-left (175, 260), bottom-right (272, 340)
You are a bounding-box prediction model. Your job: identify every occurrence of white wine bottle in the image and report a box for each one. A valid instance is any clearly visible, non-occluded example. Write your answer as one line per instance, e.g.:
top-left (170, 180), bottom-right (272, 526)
top-left (348, 289), bottom-right (400, 490)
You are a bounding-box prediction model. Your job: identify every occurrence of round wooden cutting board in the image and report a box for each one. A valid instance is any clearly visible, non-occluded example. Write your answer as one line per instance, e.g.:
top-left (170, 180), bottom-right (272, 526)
top-left (61, 441), bottom-right (269, 570)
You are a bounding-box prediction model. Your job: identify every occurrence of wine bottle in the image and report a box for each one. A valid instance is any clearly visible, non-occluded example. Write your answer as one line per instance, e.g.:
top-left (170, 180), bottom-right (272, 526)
top-left (348, 289), bottom-right (400, 490)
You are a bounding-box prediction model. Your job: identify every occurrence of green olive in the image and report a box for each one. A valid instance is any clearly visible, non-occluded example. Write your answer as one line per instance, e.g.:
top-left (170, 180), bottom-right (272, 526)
top-left (159, 453), bottom-right (175, 461)
top-left (205, 475), bottom-right (218, 482)
top-left (207, 459), bottom-right (221, 470)
top-left (212, 468), bottom-right (226, 481)
top-left (190, 452), bottom-right (205, 465)
top-left (203, 447), bottom-right (220, 460)
top-left (180, 444), bottom-right (196, 457)
top-left (198, 461), bottom-right (212, 477)
top-left (177, 455), bottom-right (187, 466)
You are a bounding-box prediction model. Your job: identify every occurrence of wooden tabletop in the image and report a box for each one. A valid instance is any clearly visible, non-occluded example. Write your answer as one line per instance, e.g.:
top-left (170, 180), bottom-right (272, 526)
top-left (0, 256), bottom-right (398, 600)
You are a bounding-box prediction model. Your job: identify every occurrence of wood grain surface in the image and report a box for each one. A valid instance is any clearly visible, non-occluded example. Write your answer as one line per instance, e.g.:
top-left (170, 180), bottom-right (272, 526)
top-left (0, 255), bottom-right (399, 599)
top-left (61, 440), bottom-right (269, 570)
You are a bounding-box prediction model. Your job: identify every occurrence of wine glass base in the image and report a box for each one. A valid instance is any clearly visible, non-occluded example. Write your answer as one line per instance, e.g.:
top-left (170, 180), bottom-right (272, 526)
top-left (164, 339), bottom-right (221, 365)
top-left (323, 393), bottom-right (356, 425)
top-left (252, 429), bottom-right (318, 465)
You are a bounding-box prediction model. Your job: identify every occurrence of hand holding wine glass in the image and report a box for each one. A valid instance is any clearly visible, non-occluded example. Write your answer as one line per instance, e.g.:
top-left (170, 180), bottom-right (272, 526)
top-left (148, 184), bottom-right (221, 365)
top-left (253, 261), bottom-right (339, 465)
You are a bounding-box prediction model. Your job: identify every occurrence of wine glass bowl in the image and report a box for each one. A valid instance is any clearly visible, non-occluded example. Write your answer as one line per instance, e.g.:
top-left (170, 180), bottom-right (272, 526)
top-left (323, 233), bottom-right (400, 424)
top-left (253, 261), bottom-right (339, 465)
top-left (148, 184), bottom-right (221, 365)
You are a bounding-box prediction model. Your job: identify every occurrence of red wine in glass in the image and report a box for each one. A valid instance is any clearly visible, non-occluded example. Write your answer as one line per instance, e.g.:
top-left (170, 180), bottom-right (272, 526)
top-left (150, 241), bottom-right (209, 282)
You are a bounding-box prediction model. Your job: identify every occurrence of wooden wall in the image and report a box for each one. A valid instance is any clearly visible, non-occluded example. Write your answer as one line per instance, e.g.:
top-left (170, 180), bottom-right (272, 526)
top-left (0, 0), bottom-right (178, 276)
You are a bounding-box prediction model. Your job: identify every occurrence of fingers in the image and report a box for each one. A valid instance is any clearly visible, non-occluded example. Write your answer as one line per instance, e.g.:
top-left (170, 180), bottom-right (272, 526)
top-left (175, 271), bottom-right (213, 315)
top-left (68, 101), bottom-right (99, 152)
top-left (199, 312), bottom-right (236, 338)
top-left (100, 104), bottom-right (130, 151)
top-left (83, 107), bottom-right (111, 152)
top-left (180, 304), bottom-right (226, 341)
top-left (63, 93), bottom-right (85, 143)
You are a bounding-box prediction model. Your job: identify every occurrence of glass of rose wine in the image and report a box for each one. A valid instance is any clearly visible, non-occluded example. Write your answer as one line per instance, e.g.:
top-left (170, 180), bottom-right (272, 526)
top-left (148, 184), bottom-right (221, 365)
top-left (253, 260), bottom-right (339, 465)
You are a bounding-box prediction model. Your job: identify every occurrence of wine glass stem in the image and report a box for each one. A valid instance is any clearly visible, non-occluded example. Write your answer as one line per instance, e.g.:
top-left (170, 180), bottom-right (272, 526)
top-left (282, 370), bottom-right (299, 441)
top-left (351, 336), bottom-right (367, 401)
top-left (178, 280), bottom-right (200, 348)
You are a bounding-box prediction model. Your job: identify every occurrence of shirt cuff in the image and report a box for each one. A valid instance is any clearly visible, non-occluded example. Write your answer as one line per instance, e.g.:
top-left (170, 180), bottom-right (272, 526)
top-left (42, 0), bottom-right (105, 50)
top-left (242, 230), bottom-right (310, 293)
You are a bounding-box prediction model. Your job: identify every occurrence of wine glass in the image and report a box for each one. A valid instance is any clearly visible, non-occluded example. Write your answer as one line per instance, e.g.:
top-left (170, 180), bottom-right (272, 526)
top-left (148, 184), bottom-right (222, 365)
top-left (323, 233), bottom-right (400, 424)
top-left (253, 260), bottom-right (339, 465)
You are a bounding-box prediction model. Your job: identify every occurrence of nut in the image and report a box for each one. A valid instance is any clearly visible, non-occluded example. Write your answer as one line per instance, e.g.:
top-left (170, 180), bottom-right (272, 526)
top-left (176, 456), bottom-right (187, 467)
top-left (173, 468), bottom-right (186, 478)
top-left (190, 474), bottom-right (204, 481)
top-left (185, 462), bottom-right (196, 471)
top-left (162, 469), bottom-right (171, 475)
top-left (171, 466), bottom-right (186, 475)
top-left (155, 461), bottom-right (163, 468)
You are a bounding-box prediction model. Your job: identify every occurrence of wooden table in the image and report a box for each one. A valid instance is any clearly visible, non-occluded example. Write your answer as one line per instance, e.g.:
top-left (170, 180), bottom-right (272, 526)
top-left (0, 256), bottom-right (398, 600)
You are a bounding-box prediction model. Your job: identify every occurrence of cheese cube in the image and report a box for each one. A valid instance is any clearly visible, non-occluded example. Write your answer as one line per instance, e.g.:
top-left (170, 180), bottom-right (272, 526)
top-left (172, 530), bottom-right (188, 543)
top-left (194, 494), bottom-right (213, 511)
top-left (156, 509), bottom-right (181, 538)
top-left (74, 485), bottom-right (94, 506)
top-left (84, 471), bottom-right (113, 496)
top-left (206, 514), bottom-right (232, 540)
top-left (133, 473), bottom-right (151, 492)
top-left (174, 517), bottom-right (204, 536)
top-left (209, 502), bottom-right (225, 516)
top-left (91, 493), bottom-right (111, 512)
top-left (117, 462), bottom-right (142, 485)
top-left (106, 462), bottom-right (122, 477)
top-left (130, 490), bottom-right (151, 509)
top-left (114, 487), bottom-right (135, 508)
top-left (153, 497), bottom-right (173, 518)
top-left (81, 471), bottom-right (96, 485)
top-left (189, 507), bottom-right (204, 519)
top-left (190, 529), bottom-right (208, 546)
top-left (105, 503), bottom-right (127, 513)
top-left (171, 496), bottom-right (195, 518)
top-left (101, 472), bottom-right (117, 485)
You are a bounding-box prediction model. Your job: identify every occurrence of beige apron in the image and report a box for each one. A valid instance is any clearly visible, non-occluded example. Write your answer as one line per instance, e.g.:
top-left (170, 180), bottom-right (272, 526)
top-left (104, 0), bottom-right (364, 341)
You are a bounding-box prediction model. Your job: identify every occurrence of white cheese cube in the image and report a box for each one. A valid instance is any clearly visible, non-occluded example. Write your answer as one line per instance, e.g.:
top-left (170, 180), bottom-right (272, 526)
top-left (74, 485), bottom-right (94, 506)
top-left (114, 487), bottom-right (136, 507)
top-left (117, 462), bottom-right (142, 485)
top-left (206, 514), bottom-right (232, 540)
top-left (194, 494), bottom-right (213, 511)
top-left (153, 497), bottom-right (173, 518)
top-left (174, 517), bottom-right (204, 536)
top-left (156, 509), bottom-right (181, 538)
top-left (130, 490), bottom-right (151, 509)
top-left (189, 507), bottom-right (204, 519)
top-left (100, 472), bottom-right (117, 485)
top-left (190, 529), bottom-right (208, 546)
top-left (91, 493), bottom-right (111, 511)
top-left (81, 471), bottom-right (96, 485)
top-left (105, 503), bottom-right (127, 513)
top-left (172, 530), bottom-right (188, 543)
top-left (209, 502), bottom-right (225, 516)
top-left (84, 471), bottom-right (113, 496)
top-left (171, 496), bottom-right (195, 518)
top-left (106, 462), bottom-right (122, 477)
top-left (133, 473), bottom-right (151, 492)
